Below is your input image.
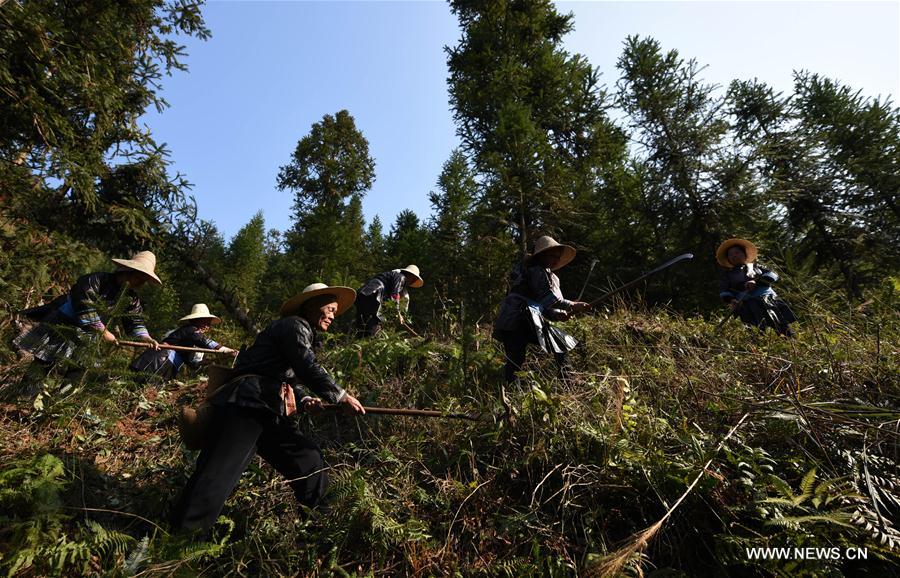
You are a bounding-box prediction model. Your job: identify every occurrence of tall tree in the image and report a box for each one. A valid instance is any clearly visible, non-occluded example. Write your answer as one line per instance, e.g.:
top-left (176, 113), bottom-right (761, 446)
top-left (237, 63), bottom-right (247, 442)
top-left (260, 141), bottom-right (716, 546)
top-left (224, 212), bottom-right (268, 310)
top-left (0, 0), bottom-right (209, 319)
top-left (729, 74), bottom-right (900, 298)
top-left (425, 150), bottom-right (476, 308)
top-left (386, 209), bottom-right (428, 270)
top-left (447, 0), bottom-right (625, 256)
top-left (364, 215), bottom-right (387, 273)
top-left (615, 36), bottom-right (767, 307)
top-left (277, 110), bottom-right (375, 288)
top-left (0, 0), bottom-right (209, 252)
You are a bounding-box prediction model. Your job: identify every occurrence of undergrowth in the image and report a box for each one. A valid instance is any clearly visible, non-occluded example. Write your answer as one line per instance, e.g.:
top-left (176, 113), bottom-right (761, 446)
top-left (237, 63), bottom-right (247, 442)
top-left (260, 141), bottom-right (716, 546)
top-left (0, 288), bottom-right (897, 576)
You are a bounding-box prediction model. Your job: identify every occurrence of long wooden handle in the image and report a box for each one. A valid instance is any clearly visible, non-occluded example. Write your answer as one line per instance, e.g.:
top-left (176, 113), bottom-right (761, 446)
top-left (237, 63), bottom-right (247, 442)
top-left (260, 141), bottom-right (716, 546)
top-left (319, 404), bottom-right (479, 421)
top-left (117, 340), bottom-right (232, 355)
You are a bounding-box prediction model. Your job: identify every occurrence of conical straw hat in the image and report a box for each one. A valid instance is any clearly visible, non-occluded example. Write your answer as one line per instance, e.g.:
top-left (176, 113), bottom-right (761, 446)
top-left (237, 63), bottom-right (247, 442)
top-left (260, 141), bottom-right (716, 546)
top-left (111, 251), bottom-right (162, 285)
top-left (526, 236), bottom-right (576, 271)
top-left (280, 283), bottom-right (356, 317)
top-left (716, 238), bottom-right (758, 268)
top-left (179, 303), bottom-right (221, 325)
top-left (399, 265), bottom-right (424, 288)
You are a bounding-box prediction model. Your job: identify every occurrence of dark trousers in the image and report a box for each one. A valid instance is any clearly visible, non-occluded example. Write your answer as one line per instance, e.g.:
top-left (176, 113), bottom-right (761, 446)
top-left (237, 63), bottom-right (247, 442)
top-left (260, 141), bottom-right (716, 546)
top-left (170, 404), bottom-right (327, 534)
top-left (737, 296), bottom-right (796, 336)
top-left (355, 294), bottom-right (382, 337)
top-left (499, 329), bottom-right (568, 384)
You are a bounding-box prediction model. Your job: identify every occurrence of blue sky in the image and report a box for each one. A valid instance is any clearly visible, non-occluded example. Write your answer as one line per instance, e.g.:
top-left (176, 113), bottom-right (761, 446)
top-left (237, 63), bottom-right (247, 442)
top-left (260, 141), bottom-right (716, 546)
top-left (144, 1), bottom-right (900, 242)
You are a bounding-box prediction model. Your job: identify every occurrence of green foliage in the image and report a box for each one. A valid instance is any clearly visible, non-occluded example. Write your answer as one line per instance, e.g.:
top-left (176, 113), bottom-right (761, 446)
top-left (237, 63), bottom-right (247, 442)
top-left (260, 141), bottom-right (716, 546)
top-left (612, 35), bottom-right (767, 310)
top-left (1, 289), bottom-right (899, 576)
top-left (386, 209), bottom-right (428, 270)
top-left (0, 454), bottom-right (135, 577)
top-left (2, 2), bottom-right (900, 576)
top-left (223, 211), bottom-right (268, 309)
top-left (278, 110), bottom-right (374, 288)
top-left (447, 0), bottom-right (627, 256)
top-left (0, 0), bottom-right (208, 248)
top-left (730, 73), bottom-right (900, 299)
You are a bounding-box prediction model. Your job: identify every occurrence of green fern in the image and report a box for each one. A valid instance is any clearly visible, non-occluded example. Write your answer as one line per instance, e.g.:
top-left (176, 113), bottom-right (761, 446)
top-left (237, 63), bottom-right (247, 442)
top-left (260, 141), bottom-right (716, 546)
top-left (177, 516), bottom-right (235, 562)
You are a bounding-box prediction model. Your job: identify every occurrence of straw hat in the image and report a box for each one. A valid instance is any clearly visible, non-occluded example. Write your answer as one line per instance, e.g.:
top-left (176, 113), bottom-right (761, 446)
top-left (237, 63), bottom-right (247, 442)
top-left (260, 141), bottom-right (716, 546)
top-left (280, 283), bottom-right (356, 317)
top-left (526, 236), bottom-right (576, 271)
top-left (716, 238), bottom-right (758, 268)
top-left (111, 251), bottom-right (162, 285)
top-left (399, 265), bottom-right (424, 288)
top-left (179, 303), bottom-right (221, 325)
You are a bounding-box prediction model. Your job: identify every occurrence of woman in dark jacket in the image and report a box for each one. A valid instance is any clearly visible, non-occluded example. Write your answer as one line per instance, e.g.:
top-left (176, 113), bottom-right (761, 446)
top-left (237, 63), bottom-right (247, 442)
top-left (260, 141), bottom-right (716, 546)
top-left (493, 236), bottom-right (591, 384)
top-left (171, 283), bottom-right (365, 534)
top-left (717, 238), bottom-right (796, 336)
top-left (129, 303), bottom-right (237, 381)
top-left (355, 265), bottom-right (424, 336)
top-left (14, 251), bottom-right (162, 374)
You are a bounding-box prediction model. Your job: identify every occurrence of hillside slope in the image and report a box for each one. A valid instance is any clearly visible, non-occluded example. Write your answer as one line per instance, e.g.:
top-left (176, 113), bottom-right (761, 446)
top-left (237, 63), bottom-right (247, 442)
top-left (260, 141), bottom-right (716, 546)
top-left (1, 299), bottom-right (897, 577)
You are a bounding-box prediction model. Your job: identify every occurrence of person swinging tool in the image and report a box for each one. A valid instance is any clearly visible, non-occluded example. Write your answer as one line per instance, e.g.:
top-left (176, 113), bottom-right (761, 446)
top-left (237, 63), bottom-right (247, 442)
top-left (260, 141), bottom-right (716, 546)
top-left (354, 265), bottom-right (424, 337)
top-left (129, 303), bottom-right (237, 382)
top-left (493, 236), bottom-right (592, 384)
top-left (170, 283), bottom-right (365, 535)
top-left (716, 238), bottom-right (796, 336)
top-left (12, 251), bottom-right (162, 392)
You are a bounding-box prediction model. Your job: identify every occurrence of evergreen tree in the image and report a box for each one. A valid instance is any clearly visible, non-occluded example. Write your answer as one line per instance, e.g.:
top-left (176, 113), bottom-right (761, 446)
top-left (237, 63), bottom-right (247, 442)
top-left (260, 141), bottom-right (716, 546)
top-left (426, 150), bottom-right (476, 308)
top-left (386, 210), bottom-right (428, 270)
top-left (729, 73), bottom-right (900, 298)
top-left (364, 215), bottom-right (387, 273)
top-left (0, 0), bottom-right (208, 312)
top-left (223, 212), bottom-right (268, 310)
top-left (615, 36), bottom-right (766, 307)
top-left (447, 0), bottom-right (625, 256)
top-left (0, 0), bottom-right (208, 252)
top-left (277, 110), bottom-right (375, 289)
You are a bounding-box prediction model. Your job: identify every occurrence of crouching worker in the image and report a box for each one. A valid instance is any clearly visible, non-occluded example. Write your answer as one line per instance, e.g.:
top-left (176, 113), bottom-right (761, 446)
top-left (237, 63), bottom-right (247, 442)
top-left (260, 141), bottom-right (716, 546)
top-left (717, 238), bottom-right (796, 336)
top-left (355, 265), bottom-right (424, 337)
top-left (13, 251), bottom-right (162, 387)
top-left (493, 236), bottom-right (591, 384)
top-left (170, 283), bottom-right (365, 535)
top-left (129, 304), bottom-right (237, 382)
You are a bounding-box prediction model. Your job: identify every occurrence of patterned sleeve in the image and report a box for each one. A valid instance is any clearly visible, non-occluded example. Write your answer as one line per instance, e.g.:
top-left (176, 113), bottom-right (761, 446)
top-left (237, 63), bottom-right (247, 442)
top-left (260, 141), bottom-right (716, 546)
top-left (68, 274), bottom-right (107, 332)
top-left (281, 319), bottom-right (346, 404)
top-left (526, 267), bottom-right (573, 312)
top-left (120, 294), bottom-right (150, 339)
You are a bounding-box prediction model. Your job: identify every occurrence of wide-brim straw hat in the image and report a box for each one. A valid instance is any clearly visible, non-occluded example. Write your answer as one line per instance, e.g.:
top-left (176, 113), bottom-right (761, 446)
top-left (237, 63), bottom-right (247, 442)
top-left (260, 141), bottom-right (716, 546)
top-left (399, 264), bottom-right (424, 288)
top-left (111, 251), bottom-right (162, 285)
top-left (280, 283), bottom-right (356, 317)
top-left (526, 236), bottom-right (576, 271)
top-left (716, 238), bottom-right (758, 268)
top-left (179, 303), bottom-right (221, 325)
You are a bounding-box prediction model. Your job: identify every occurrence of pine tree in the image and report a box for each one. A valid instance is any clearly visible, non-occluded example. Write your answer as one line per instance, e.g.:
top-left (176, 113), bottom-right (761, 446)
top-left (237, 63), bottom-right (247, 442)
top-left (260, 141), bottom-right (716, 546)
top-left (386, 210), bottom-right (428, 270)
top-left (365, 215), bottom-right (387, 273)
top-left (0, 0), bottom-right (208, 312)
top-left (0, 0), bottom-right (208, 251)
top-left (425, 150), bottom-right (476, 309)
top-left (615, 36), bottom-right (766, 308)
top-left (447, 0), bottom-right (625, 257)
top-left (729, 73), bottom-right (900, 298)
top-left (223, 212), bottom-right (268, 310)
top-left (277, 110), bottom-right (375, 289)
